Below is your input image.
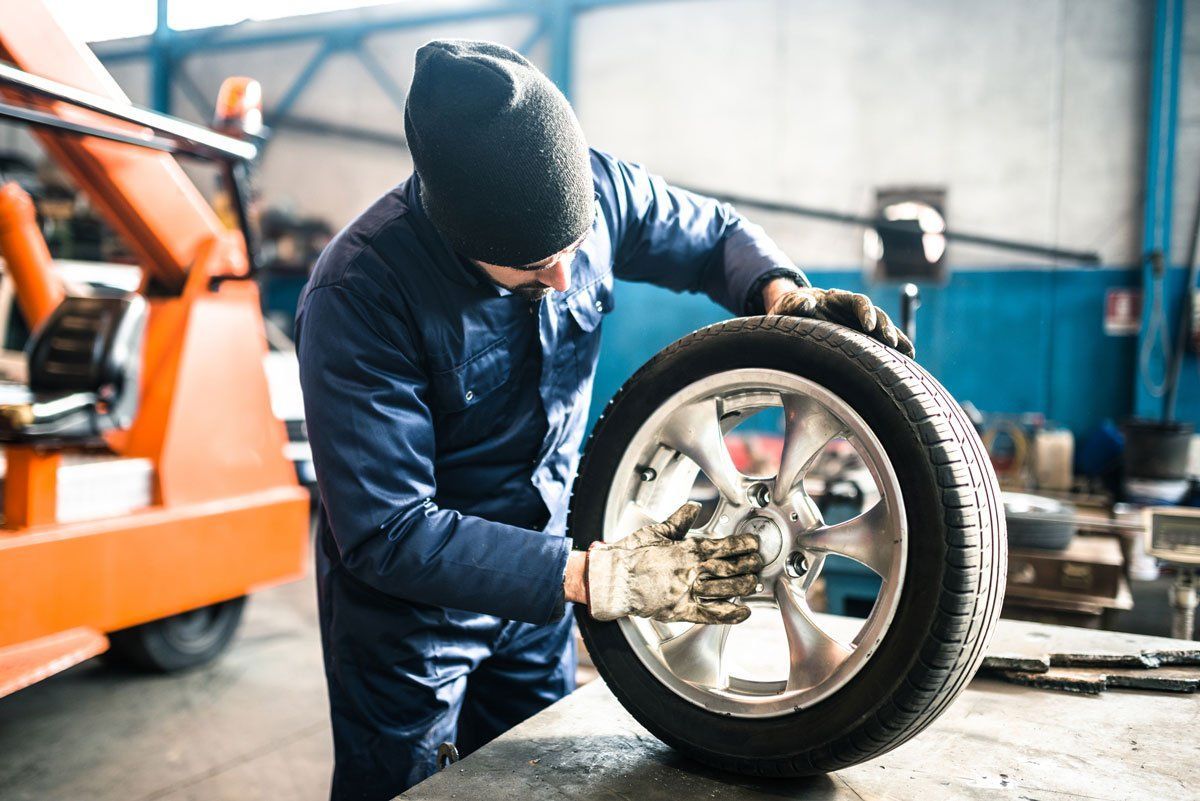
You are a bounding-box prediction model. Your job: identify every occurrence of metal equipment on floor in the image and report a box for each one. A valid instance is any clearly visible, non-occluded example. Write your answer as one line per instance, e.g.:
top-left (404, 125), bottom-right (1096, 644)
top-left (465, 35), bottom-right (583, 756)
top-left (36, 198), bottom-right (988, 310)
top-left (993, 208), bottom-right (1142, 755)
top-left (1146, 506), bottom-right (1200, 640)
top-left (0, 0), bottom-right (309, 696)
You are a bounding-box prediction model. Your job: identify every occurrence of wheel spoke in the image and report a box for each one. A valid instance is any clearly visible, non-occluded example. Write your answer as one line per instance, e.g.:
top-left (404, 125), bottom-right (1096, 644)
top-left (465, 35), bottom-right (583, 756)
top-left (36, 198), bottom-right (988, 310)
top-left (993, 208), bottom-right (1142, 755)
top-left (659, 623), bottom-right (730, 688)
top-left (614, 501), bottom-right (662, 540)
top-left (648, 619), bottom-right (677, 641)
top-left (773, 394), bottom-right (845, 503)
top-left (695, 495), bottom-right (738, 539)
top-left (799, 501), bottom-right (893, 577)
top-left (775, 580), bottom-right (851, 692)
top-left (659, 397), bottom-right (744, 504)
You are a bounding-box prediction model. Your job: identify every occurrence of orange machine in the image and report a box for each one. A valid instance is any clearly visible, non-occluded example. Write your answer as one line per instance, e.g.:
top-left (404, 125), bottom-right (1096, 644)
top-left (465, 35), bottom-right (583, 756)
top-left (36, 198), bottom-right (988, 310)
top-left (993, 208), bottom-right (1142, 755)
top-left (0, 0), bottom-right (309, 695)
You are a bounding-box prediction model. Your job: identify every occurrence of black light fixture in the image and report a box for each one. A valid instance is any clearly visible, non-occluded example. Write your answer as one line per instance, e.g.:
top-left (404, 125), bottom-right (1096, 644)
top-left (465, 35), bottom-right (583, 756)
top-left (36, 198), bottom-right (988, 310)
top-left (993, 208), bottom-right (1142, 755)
top-left (864, 187), bottom-right (947, 283)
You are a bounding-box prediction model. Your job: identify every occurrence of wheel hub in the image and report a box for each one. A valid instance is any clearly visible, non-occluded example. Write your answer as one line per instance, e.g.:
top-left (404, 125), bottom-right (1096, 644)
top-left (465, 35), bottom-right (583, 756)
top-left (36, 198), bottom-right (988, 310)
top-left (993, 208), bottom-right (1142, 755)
top-left (736, 514), bottom-right (784, 567)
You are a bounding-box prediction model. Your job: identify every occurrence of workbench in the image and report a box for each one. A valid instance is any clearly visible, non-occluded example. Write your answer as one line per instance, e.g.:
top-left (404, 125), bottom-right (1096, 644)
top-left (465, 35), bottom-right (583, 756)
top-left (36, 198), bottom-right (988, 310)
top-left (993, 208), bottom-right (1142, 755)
top-left (402, 619), bottom-right (1199, 801)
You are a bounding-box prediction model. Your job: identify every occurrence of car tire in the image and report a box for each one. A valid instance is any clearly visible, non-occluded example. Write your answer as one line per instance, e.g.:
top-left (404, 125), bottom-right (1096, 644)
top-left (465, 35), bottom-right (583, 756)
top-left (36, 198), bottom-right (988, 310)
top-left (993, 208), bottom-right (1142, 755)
top-left (104, 596), bottom-right (247, 673)
top-left (569, 316), bottom-right (1006, 776)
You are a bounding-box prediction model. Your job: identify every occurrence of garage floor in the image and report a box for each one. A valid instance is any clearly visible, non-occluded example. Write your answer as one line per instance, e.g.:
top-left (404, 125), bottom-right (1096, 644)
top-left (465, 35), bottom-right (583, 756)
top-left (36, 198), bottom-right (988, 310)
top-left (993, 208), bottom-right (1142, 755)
top-left (0, 578), bottom-right (333, 801)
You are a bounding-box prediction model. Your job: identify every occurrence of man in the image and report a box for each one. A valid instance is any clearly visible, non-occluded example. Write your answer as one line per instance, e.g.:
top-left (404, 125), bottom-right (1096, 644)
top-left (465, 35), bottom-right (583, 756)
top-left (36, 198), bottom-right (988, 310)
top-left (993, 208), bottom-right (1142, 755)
top-left (296, 39), bottom-right (912, 801)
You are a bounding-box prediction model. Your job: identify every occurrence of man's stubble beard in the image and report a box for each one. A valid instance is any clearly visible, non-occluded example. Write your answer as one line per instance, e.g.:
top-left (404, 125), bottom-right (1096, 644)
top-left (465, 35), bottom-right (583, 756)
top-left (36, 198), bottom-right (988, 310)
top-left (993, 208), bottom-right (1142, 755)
top-left (514, 286), bottom-right (553, 302)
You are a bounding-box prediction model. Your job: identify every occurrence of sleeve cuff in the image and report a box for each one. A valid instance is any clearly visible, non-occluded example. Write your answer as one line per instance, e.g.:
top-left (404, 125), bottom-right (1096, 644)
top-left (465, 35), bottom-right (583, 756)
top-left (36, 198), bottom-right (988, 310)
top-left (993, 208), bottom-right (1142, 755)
top-left (540, 535), bottom-right (574, 624)
top-left (744, 267), bottom-right (810, 315)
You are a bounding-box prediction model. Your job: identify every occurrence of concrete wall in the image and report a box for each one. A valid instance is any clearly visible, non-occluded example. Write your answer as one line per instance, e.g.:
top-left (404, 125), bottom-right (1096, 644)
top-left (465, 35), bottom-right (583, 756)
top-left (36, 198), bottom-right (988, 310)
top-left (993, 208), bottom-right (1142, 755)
top-left (4, 0), bottom-right (1199, 436)
top-left (87, 0), bottom-right (1174, 268)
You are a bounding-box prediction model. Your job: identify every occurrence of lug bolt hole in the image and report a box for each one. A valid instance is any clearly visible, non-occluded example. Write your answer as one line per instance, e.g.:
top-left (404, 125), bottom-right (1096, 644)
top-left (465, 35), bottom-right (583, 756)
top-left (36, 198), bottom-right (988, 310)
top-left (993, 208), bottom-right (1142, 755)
top-left (785, 552), bottom-right (808, 578)
top-left (748, 482), bottom-right (771, 508)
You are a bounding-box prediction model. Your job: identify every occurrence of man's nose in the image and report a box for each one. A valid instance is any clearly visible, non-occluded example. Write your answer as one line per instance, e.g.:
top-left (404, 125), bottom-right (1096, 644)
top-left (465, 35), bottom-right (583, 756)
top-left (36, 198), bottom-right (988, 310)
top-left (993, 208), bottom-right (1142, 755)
top-left (539, 258), bottom-right (572, 293)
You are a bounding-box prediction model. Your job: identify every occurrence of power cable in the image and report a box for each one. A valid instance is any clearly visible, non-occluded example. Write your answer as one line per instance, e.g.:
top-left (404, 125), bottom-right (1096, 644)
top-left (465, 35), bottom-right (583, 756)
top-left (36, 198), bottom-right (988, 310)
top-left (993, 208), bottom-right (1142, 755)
top-left (1140, 251), bottom-right (1170, 399)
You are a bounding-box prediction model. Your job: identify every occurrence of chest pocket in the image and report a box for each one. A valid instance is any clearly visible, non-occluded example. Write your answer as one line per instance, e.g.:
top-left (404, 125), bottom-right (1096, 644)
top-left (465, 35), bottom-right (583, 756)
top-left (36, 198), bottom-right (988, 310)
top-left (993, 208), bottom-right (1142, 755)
top-left (428, 337), bottom-right (511, 415)
top-left (565, 277), bottom-right (615, 332)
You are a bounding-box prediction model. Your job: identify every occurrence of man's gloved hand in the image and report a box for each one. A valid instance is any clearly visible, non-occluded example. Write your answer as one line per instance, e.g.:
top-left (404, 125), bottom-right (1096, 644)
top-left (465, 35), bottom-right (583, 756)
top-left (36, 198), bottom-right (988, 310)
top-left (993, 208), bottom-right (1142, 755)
top-left (587, 502), bottom-right (763, 624)
top-left (769, 287), bottom-right (915, 358)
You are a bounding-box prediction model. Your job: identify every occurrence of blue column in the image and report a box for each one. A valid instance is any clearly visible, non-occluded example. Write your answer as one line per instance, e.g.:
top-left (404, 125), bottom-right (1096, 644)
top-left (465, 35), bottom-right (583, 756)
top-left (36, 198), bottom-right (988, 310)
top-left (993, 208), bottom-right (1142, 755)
top-left (150, 0), bottom-right (173, 113)
top-left (546, 1), bottom-right (574, 100)
top-left (1135, 0), bottom-right (1185, 419)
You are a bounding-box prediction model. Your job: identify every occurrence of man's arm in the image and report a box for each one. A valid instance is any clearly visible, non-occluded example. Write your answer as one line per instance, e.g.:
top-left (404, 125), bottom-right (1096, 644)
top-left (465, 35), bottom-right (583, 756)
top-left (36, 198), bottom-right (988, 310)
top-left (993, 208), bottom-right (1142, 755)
top-left (297, 283), bottom-right (571, 624)
top-left (597, 151), bottom-right (807, 315)
top-left (598, 152), bottom-right (913, 355)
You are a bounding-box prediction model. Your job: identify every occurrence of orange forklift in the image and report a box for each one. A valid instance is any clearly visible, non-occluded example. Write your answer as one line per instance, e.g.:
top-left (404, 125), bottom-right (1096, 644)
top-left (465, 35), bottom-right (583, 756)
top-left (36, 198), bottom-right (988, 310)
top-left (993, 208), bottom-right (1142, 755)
top-left (0, 1), bottom-right (309, 695)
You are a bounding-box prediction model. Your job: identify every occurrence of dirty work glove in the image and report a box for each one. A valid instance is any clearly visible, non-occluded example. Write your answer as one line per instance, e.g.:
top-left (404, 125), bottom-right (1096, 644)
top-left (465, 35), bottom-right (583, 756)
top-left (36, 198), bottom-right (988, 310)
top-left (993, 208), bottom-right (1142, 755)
top-left (770, 287), bottom-right (915, 358)
top-left (587, 502), bottom-right (763, 624)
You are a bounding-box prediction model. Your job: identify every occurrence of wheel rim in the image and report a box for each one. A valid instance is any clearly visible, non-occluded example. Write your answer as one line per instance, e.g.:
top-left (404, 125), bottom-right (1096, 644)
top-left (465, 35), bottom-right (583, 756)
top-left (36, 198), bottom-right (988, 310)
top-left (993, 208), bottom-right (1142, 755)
top-left (602, 369), bottom-right (908, 718)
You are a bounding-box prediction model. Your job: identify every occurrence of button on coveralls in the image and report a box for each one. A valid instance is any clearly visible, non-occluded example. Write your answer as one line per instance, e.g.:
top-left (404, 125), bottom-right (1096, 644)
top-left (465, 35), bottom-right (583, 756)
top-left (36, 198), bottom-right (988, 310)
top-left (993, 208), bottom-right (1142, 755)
top-left (295, 149), bottom-right (803, 799)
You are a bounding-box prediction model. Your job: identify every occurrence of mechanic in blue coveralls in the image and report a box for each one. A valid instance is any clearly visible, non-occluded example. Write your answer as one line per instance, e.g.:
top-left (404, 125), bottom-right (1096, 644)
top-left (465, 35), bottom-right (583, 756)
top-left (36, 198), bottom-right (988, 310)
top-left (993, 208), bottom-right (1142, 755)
top-left (296, 39), bottom-right (914, 801)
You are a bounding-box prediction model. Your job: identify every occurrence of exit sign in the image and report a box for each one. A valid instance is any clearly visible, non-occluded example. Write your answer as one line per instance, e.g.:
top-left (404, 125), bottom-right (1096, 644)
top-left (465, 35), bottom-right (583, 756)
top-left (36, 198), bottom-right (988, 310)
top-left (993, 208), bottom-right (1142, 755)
top-left (1104, 288), bottom-right (1141, 336)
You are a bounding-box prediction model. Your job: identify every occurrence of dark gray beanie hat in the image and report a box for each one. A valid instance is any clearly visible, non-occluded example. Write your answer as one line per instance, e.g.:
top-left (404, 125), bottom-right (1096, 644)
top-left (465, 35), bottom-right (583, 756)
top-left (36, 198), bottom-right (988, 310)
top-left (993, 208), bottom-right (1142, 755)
top-left (404, 40), bottom-right (593, 267)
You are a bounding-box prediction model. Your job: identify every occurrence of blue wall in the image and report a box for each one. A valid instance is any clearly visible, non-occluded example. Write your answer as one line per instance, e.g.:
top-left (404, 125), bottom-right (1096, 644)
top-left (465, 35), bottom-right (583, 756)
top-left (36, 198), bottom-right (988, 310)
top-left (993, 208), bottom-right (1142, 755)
top-left (590, 265), bottom-right (1199, 439)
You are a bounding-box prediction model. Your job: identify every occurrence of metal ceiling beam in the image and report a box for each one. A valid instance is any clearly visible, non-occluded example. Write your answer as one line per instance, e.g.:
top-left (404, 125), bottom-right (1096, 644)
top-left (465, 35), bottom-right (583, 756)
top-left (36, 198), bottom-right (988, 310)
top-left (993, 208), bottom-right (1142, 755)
top-left (688, 187), bottom-right (1102, 265)
top-left (271, 39), bottom-right (339, 122)
top-left (95, 1), bottom-right (680, 81)
top-left (355, 45), bottom-right (407, 113)
top-left (98, 1), bottom-right (545, 62)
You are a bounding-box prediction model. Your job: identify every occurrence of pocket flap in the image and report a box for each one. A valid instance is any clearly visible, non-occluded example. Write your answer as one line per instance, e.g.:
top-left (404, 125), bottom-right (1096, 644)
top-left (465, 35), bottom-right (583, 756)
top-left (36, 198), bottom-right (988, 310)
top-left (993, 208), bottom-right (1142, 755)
top-left (566, 280), bottom-right (615, 333)
top-left (428, 338), bottom-right (510, 413)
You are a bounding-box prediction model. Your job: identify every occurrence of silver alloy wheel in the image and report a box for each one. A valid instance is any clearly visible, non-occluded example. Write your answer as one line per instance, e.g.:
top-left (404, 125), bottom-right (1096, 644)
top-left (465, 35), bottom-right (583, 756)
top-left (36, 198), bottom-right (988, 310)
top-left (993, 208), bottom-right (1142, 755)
top-left (602, 368), bottom-right (907, 718)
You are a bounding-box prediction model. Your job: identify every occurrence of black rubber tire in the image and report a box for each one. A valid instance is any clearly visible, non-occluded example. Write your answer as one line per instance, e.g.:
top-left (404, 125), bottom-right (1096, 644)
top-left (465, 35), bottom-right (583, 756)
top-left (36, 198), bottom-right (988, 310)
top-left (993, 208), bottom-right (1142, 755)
top-left (1003, 493), bottom-right (1077, 551)
top-left (569, 317), bottom-right (1006, 777)
top-left (104, 596), bottom-right (247, 673)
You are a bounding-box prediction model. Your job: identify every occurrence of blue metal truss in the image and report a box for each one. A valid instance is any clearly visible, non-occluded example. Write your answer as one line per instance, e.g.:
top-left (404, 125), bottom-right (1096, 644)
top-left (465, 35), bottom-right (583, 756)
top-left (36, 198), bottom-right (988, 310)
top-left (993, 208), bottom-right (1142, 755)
top-left (111, 0), bottom-right (679, 134)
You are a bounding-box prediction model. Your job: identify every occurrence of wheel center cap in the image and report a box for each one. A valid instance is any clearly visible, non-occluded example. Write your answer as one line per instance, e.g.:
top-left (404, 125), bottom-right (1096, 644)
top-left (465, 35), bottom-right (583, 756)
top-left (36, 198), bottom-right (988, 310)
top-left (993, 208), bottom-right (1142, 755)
top-left (737, 515), bottom-right (783, 564)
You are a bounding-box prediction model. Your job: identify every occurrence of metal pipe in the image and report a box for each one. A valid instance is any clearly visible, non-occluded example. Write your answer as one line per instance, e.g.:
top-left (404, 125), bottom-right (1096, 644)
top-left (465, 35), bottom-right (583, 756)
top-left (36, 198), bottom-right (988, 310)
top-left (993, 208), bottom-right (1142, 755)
top-left (1170, 570), bottom-right (1196, 641)
top-left (0, 100), bottom-right (193, 156)
top-left (224, 160), bottom-right (258, 278)
top-left (1162, 174), bottom-right (1200, 421)
top-left (683, 187), bottom-right (1102, 264)
top-left (0, 63), bottom-right (256, 161)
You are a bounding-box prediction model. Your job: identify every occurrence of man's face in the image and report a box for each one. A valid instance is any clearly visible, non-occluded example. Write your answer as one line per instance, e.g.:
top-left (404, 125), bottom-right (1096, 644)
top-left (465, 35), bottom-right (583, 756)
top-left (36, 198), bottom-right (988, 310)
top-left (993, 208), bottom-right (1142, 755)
top-left (472, 234), bottom-right (586, 301)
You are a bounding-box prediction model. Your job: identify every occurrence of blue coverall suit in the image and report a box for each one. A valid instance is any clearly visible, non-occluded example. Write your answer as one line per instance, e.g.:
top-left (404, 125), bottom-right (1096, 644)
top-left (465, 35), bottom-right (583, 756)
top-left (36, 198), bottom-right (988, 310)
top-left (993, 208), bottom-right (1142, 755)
top-left (295, 149), bottom-right (802, 799)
